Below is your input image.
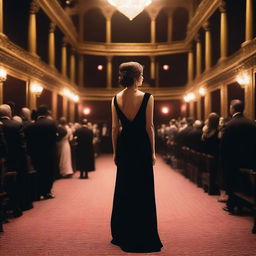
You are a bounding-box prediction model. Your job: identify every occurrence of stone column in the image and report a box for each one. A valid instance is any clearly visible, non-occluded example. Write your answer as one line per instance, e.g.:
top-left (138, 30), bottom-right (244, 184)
top-left (195, 34), bottom-right (202, 77)
top-left (150, 56), bottom-right (156, 80)
top-left (106, 16), bottom-right (111, 43)
top-left (107, 56), bottom-right (112, 89)
top-left (70, 48), bottom-right (76, 83)
top-left (204, 21), bottom-right (212, 71)
top-left (219, 1), bottom-right (228, 61)
top-left (220, 84), bottom-right (228, 117)
top-left (51, 91), bottom-right (57, 120)
top-left (244, 71), bottom-right (254, 119)
top-left (167, 9), bottom-right (174, 42)
top-left (155, 60), bottom-right (159, 87)
top-left (188, 48), bottom-right (194, 82)
top-left (28, 81), bottom-right (37, 110)
top-left (61, 39), bottom-right (67, 76)
top-left (78, 55), bottom-right (84, 87)
top-left (245, 0), bottom-right (253, 43)
top-left (151, 19), bottom-right (156, 44)
top-left (204, 91), bottom-right (211, 119)
top-left (190, 101), bottom-right (194, 119)
top-left (48, 23), bottom-right (56, 68)
top-left (197, 98), bottom-right (201, 120)
top-left (0, 0), bottom-right (3, 34)
top-left (63, 97), bottom-right (68, 118)
top-left (79, 14), bottom-right (84, 42)
top-left (70, 101), bottom-right (75, 122)
top-left (28, 0), bottom-right (39, 56)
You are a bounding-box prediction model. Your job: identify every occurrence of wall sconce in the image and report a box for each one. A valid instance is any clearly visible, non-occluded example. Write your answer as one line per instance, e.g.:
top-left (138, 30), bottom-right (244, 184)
top-left (62, 88), bottom-right (79, 102)
top-left (0, 68), bottom-right (7, 82)
top-left (184, 92), bottom-right (195, 102)
top-left (236, 72), bottom-right (250, 88)
top-left (198, 87), bottom-right (206, 96)
top-left (161, 106), bottom-right (169, 114)
top-left (83, 107), bottom-right (91, 115)
top-left (31, 83), bottom-right (43, 97)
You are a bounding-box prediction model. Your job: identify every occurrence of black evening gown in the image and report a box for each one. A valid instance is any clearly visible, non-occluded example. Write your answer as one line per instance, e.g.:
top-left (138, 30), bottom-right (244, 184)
top-left (111, 93), bottom-right (163, 253)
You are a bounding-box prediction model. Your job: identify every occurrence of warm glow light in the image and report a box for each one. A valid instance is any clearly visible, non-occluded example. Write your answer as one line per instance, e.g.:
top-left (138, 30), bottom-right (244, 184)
top-left (198, 87), bottom-right (206, 96)
top-left (62, 88), bottom-right (79, 102)
top-left (83, 107), bottom-right (91, 115)
top-left (107, 0), bottom-right (152, 21)
top-left (184, 92), bottom-right (195, 102)
top-left (236, 72), bottom-right (250, 88)
top-left (161, 107), bottom-right (169, 114)
top-left (31, 83), bottom-right (43, 96)
top-left (97, 65), bottom-right (103, 71)
top-left (0, 68), bottom-right (7, 82)
top-left (163, 65), bottom-right (170, 71)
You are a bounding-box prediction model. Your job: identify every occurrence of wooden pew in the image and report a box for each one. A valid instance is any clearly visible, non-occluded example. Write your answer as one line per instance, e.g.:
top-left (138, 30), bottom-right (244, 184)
top-left (234, 168), bottom-right (256, 234)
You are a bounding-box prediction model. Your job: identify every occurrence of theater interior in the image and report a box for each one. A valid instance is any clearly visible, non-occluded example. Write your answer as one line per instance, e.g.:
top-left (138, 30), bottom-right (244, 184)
top-left (0, 0), bottom-right (256, 255)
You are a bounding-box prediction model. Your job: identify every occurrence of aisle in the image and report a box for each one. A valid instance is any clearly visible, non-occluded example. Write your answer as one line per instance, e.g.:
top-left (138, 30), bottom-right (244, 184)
top-left (1, 155), bottom-right (256, 256)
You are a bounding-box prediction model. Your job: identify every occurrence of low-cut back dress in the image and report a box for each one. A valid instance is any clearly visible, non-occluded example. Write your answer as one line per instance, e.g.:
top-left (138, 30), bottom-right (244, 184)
top-left (111, 92), bottom-right (163, 253)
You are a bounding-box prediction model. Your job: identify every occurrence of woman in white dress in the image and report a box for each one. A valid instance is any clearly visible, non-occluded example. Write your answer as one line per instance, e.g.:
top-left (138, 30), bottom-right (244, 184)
top-left (58, 117), bottom-right (74, 178)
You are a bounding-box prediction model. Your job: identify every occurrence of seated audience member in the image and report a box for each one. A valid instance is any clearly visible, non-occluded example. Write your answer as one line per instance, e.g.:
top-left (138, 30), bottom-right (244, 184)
top-left (167, 119), bottom-right (178, 143)
top-left (188, 120), bottom-right (203, 152)
top-left (57, 117), bottom-right (73, 178)
top-left (12, 115), bottom-right (22, 123)
top-left (0, 104), bottom-right (29, 216)
top-left (20, 107), bottom-right (32, 127)
top-left (25, 105), bottom-right (59, 200)
top-left (218, 116), bottom-right (231, 139)
top-left (175, 117), bottom-right (194, 148)
top-left (74, 119), bottom-right (95, 179)
top-left (220, 100), bottom-right (256, 213)
top-left (201, 113), bottom-right (220, 157)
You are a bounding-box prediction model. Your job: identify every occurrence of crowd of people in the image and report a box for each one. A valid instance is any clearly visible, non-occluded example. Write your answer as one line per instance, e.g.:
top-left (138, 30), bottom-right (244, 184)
top-left (157, 99), bottom-right (256, 214)
top-left (0, 103), bottom-right (111, 223)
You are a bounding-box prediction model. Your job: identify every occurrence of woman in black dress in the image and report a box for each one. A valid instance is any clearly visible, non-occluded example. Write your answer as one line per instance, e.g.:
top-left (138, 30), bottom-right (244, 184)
top-left (110, 62), bottom-right (163, 253)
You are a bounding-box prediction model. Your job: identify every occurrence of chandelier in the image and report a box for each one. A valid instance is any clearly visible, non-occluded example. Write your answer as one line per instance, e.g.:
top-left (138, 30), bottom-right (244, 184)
top-left (107, 0), bottom-right (152, 21)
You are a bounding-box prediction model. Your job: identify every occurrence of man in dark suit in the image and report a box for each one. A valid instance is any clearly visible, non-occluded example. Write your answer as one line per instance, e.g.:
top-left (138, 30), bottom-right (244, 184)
top-left (220, 99), bottom-right (256, 213)
top-left (74, 119), bottom-right (95, 179)
top-left (0, 104), bottom-right (29, 216)
top-left (25, 105), bottom-right (59, 200)
top-left (175, 117), bottom-right (194, 148)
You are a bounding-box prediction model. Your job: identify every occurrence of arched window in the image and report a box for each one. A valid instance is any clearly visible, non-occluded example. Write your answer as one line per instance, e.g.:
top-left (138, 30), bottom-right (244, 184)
top-left (172, 7), bottom-right (189, 41)
top-left (84, 8), bottom-right (106, 42)
top-left (111, 11), bottom-right (150, 43)
top-left (156, 9), bottom-right (168, 42)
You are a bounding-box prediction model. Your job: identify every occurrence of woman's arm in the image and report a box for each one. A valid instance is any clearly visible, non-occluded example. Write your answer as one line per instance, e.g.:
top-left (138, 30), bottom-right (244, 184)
top-left (145, 95), bottom-right (156, 165)
top-left (111, 97), bottom-right (120, 164)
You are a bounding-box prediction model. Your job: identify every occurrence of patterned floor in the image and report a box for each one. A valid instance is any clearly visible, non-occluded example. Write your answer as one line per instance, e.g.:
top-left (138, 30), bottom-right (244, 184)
top-left (1, 155), bottom-right (256, 256)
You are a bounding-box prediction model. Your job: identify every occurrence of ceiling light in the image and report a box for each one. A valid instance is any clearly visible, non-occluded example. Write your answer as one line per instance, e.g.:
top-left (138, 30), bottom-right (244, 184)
top-left (107, 0), bottom-right (152, 21)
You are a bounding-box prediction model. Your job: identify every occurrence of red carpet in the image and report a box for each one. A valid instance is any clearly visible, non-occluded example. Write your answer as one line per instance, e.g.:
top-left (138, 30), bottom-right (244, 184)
top-left (1, 155), bottom-right (256, 256)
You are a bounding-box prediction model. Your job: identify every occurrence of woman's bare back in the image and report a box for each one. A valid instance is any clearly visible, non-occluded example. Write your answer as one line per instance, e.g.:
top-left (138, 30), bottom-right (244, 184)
top-left (116, 89), bottom-right (145, 122)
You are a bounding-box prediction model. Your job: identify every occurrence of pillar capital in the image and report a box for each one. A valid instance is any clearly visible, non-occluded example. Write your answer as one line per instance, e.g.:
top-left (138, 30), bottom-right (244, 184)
top-left (30, 0), bottom-right (40, 14)
top-left (70, 47), bottom-right (76, 55)
top-left (62, 37), bottom-right (68, 47)
top-left (195, 33), bottom-right (201, 43)
top-left (203, 21), bottom-right (210, 31)
top-left (49, 22), bottom-right (56, 33)
top-left (219, 1), bottom-right (227, 13)
top-left (106, 55), bottom-right (113, 62)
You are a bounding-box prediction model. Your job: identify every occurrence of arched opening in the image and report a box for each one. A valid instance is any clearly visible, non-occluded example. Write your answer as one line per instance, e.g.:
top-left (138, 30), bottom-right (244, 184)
top-left (172, 7), bottom-right (189, 41)
top-left (111, 10), bottom-right (150, 42)
top-left (84, 8), bottom-right (106, 42)
top-left (156, 8), bottom-right (168, 42)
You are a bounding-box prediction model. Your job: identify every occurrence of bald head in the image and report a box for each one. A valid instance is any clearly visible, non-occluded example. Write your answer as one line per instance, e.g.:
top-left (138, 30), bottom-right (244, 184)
top-left (0, 104), bottom-right (12, 118)
top-left (21, 107), bottom-right (31, 121)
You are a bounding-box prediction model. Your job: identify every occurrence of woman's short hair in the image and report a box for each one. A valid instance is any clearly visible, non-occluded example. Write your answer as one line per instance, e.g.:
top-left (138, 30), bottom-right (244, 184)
top-left (118, 62), bottom-right (143, 87)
